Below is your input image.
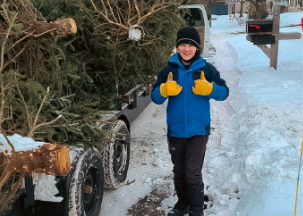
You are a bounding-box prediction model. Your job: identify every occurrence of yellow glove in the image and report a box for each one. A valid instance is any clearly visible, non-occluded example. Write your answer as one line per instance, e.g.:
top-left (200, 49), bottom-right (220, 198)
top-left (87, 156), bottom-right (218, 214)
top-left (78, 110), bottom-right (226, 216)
top-left (192, 71), bottom-right (213, 96)
top-left (160, 72), bottom-right (182, 97)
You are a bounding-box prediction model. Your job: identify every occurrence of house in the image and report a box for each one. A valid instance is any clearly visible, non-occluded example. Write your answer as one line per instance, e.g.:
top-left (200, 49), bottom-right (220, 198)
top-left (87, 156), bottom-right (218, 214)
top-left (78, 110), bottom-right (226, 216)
top-left (227, 0), bottom-right (295, 16)
top-left (227, 1), bottom-right (250, 14)
top-left (288, 0), bottom-right (302, 11)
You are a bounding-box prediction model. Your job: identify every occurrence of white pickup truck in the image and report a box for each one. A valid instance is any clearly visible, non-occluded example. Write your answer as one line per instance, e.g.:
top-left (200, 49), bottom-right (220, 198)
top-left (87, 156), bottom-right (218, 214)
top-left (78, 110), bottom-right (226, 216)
top-left (179, 4), bottom-right (210, 58)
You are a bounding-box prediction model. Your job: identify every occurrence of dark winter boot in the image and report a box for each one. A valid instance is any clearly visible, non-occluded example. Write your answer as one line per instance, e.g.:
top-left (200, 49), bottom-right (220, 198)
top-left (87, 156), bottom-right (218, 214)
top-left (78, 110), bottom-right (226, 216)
top-left (167, 179), bottom-right (190, 216)
top-left (187, 183), bottom-right (204, 216)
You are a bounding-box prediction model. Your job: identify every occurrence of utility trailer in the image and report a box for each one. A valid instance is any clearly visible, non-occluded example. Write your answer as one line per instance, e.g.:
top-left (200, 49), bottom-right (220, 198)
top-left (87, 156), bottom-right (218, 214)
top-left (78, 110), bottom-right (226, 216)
top-left (5, 85), bottom-right (152, 216)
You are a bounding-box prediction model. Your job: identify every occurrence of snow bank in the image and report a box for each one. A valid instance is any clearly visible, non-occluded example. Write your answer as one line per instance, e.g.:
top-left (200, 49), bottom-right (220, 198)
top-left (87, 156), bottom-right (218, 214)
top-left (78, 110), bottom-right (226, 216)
top-left (206, 12), bottom-right (303, 216)
top-left (280, 11), bottom-right (303, 26)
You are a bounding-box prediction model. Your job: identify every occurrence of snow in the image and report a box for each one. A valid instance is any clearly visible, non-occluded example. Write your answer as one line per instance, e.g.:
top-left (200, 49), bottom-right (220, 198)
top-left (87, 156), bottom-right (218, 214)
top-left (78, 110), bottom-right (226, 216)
top-left (33, 173), bottom-right (63, 202)
top-left (0, 133), bottom-right (45, 153)
top-left (280, 12), bottom-right (303, 26)
top-left (100, 12), bottom-right (303, 216)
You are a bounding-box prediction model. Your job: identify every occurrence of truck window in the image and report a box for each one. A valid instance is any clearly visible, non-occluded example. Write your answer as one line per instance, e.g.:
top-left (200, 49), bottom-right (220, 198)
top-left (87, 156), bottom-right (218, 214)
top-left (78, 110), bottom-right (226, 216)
top-left (183, 8), bottom-right (205, 27)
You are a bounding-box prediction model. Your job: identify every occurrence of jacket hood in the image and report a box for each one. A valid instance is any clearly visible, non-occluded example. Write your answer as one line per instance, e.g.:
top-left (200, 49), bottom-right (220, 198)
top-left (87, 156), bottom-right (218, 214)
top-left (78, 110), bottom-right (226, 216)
top-left (169, 53), bottom-right (206, 71)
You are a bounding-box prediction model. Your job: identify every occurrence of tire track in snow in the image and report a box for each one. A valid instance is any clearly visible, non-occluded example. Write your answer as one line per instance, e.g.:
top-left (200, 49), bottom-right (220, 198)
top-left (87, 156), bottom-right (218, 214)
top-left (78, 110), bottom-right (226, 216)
top-left (100, 102), bottom-right (175, 216)
top-left (203, 36), bottom-right (245, 216)
top-left (207, 38), bottom-right (242, 150)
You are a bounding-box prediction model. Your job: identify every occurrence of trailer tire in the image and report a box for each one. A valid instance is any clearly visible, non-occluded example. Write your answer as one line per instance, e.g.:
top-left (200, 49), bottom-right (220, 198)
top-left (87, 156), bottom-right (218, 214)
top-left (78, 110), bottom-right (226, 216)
top-left (68, 148), bottom-right (104, 216)
top-left (102, 120), bottom-right (130, 188)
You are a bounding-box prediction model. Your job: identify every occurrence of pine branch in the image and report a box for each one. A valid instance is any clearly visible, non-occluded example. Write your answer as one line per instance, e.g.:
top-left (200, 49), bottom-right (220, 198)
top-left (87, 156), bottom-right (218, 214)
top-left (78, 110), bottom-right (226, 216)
top-left (0, 169), bottom-right (14, 192)
top-left (0, 4), bottom-right (16, 124)
top-left (32, 87), bottom-right (49, 132)
top-left (0, 126), bottom-right (15, 153)
top-left (8, 172), bottom-right (25, 199)
top-left (2, 46), bottom-right (27, 70)
top-left (127, 0), bottom-right (131, 22)
top-left (116, 7), bottom-right (122, 24)
top-left (4, 31), bottom-right (34, 54)
top-left (89, 0), bottom-right (128, 30)
top-left (32, 28), bottom-right (57, 37)
top-left (106, 0), bottom-right (119, 24)
top-left (15, 80), bottom-right (32, 129)
top-left (27, 115), bottom-right (62, 137)
top-left (138, 4), bottom-right (170, 24)
top-left (0, 172), bottom-right (24, 205)
top-left (10, 173), bottom-right (16, 190)
top-left (100, 0), bottom-right (108, 17)
top-left (138, 41), bottom-right (153, 46)
top-left (133, 0), bottom-right (141, 24)
top-left (128, 14), bottom-right (138, 26)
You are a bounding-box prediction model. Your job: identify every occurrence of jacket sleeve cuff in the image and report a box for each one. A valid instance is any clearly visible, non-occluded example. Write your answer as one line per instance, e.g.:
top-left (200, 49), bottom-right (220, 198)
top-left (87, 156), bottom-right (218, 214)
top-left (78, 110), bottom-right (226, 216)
top-left (209, 83), bottom-right (228, 101)
top-left (152, 86), bottom-right (167, 104)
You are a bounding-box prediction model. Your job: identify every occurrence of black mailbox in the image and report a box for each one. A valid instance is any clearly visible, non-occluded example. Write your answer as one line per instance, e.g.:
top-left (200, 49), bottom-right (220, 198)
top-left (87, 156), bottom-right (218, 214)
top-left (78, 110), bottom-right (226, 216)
top-left (250, 35), bottom-right (275, 45)
top-left (246, 20), bottom-right (275, 45)
top-left (246, 20), bottom-right (273, 35)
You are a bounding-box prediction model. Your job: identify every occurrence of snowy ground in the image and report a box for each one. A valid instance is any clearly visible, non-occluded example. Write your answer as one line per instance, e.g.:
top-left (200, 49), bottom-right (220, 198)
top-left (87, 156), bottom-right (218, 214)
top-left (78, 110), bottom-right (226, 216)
top-left (100, 12), bottom-right (303, 216)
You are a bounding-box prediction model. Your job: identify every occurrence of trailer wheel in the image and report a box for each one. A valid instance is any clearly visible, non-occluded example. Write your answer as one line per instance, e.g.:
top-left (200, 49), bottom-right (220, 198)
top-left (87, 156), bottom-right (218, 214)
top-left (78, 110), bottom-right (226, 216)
top-left (102, 120), bottom-right (130, 188)
top-left (68, 148), bottom-right (104, 216)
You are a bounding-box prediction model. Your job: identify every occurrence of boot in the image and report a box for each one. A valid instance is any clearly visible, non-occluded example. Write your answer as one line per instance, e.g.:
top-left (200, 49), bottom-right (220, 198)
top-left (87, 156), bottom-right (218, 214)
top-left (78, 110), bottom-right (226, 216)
top-left (167, 179), bottom-right (190, 216)
top-left (187, 183), bottom-right (204, 216)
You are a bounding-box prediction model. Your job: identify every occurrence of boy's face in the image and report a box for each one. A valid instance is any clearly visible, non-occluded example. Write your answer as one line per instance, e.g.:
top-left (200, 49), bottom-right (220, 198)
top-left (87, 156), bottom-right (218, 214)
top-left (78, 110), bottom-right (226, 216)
top-left (177, 43), bottom-right (197, 61)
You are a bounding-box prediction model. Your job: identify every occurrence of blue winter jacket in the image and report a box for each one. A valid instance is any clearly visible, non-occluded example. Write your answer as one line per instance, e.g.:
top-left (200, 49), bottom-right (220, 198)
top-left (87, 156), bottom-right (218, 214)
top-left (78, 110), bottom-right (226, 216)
top-left (151, 53), bottom-right (229, 138)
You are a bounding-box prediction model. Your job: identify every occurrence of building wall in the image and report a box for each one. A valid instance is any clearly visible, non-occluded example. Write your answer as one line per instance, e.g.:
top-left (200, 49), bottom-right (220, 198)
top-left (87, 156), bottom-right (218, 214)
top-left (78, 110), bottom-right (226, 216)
top-left (212, 2), bottom-right (228, 15)
top-left (228, 3), bottom-right (236, 14)
top-left (228, 2), bottom-right (251, 14)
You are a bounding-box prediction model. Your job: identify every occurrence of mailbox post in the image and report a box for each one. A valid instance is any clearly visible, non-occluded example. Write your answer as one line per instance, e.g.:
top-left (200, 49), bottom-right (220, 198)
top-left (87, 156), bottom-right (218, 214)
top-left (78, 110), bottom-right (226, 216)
top-left (270, 6), bottom-right (280, 69)
top-left (246, 5), bottom-right (301, 70)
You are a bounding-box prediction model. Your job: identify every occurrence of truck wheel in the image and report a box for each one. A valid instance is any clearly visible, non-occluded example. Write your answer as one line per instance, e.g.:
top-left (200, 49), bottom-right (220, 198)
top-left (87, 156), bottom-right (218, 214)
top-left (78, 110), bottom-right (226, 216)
top-left (102, 120), bottom-right (130, 188)
top-left (68, 148), bottom-right (104, 216)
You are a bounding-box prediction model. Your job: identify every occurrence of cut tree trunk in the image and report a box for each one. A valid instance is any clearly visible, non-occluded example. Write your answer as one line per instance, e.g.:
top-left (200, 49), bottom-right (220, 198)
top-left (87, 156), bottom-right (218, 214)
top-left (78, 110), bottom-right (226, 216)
top-left (5, 143), bottom-right (70, 176)
top-left (35, 18), bottom-right (77, 36)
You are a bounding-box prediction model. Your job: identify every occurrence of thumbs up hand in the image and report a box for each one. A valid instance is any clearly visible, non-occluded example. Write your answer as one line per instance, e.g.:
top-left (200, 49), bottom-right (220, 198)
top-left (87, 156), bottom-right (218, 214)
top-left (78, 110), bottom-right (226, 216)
top-left (160, 72), bottom-right (183, 97)
top-left (192, 71), bottom-right (213, 96)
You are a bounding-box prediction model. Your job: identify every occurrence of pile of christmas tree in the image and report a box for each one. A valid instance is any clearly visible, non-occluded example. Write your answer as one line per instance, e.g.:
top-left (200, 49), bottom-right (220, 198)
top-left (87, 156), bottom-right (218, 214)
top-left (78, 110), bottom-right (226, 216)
top-left (0, 0), bottom-right (186, 146)
top-left (0, 0), bottom-right (186, 212)
top-left (29, 0), bottom-right (186, 143)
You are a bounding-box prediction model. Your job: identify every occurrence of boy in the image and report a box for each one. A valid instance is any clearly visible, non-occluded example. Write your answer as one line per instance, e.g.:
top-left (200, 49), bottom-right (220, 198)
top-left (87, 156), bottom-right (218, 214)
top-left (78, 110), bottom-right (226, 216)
top-left (151, 27), bottom-right (229, 216)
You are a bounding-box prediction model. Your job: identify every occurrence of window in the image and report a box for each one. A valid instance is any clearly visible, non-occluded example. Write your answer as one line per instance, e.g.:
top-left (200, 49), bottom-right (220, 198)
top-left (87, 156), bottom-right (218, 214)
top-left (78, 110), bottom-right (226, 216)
top-left (183, 8), bottom-right (205, 27)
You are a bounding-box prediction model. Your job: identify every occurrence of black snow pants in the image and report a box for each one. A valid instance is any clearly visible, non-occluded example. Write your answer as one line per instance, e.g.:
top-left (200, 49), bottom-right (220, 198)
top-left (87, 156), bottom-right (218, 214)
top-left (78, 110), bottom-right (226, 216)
top-left (168, 135), bottom-right (208, 187)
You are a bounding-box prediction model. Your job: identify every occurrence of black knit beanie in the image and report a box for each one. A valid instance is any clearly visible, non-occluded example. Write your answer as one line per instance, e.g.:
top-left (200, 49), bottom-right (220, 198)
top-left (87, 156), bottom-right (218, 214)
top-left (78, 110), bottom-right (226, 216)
top-left (176, 27), bottom-right (201, 65)
top-left (176, 27), bottom-right (201, 49)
